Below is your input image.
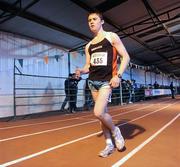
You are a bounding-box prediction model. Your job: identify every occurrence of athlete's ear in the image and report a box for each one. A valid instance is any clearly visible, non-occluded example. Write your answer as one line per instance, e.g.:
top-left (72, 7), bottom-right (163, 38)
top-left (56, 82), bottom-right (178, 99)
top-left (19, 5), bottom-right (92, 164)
top-left (101, 19), bottom-right (104, 25)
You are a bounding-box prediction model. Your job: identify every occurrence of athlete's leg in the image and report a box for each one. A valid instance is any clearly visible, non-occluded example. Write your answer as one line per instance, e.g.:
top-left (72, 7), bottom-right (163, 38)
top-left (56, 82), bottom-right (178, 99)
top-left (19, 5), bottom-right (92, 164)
top-left (93, 87), bottom-right (115, 131)
top-left (92, 87), bottom-right (125, 152)
top-left (91, 89), bottom-right (114, 157)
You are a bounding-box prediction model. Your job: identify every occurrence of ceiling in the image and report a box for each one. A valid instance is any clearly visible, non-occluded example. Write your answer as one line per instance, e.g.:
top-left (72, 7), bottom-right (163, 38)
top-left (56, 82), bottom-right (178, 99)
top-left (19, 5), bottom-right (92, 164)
top-left (0, 0), bottom-right (180, 78)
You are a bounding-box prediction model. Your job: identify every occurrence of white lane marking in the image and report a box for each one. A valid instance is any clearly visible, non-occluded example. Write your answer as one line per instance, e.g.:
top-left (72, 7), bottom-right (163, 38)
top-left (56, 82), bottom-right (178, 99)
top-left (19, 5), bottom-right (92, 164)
top-left (0, 120), bottom-right (97, 142)
top-left (0, 102), bottom-right (176, 166)
top-left (111, 113), bottom-right (180, 167)
top-left (0, 104), bottom-right (153, 142)
top-left (0, 117), bottom-right (81, 130)
top-left (0, 104), bottom-right (139, 130)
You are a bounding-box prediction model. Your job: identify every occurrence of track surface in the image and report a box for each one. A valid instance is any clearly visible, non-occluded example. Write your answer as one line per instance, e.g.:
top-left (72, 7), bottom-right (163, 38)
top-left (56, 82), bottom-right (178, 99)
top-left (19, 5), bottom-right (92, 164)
top-left (0, 97), bottom-right (179, 167)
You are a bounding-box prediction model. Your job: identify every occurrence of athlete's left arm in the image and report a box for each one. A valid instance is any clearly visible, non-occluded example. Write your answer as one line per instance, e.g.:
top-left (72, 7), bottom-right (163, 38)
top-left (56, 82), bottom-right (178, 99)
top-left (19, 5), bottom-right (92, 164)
top-left (111, 32), bottom-right (130, 76)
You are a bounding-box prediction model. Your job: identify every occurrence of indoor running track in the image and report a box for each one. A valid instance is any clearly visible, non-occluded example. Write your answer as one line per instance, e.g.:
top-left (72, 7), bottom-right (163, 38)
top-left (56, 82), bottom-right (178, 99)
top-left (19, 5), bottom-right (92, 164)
top-left (0, 96), bottom-right (179, 167)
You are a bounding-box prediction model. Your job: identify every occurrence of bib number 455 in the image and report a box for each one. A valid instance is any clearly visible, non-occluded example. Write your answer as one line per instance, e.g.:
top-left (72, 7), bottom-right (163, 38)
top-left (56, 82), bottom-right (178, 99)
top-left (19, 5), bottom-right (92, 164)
top-left (91, 52), bottom-right (107, 66)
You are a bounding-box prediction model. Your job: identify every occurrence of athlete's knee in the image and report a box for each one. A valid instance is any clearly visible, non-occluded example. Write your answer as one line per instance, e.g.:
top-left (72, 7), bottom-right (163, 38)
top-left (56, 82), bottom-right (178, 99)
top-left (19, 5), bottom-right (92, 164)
top-left (94, 110), bottom-right (104, 119)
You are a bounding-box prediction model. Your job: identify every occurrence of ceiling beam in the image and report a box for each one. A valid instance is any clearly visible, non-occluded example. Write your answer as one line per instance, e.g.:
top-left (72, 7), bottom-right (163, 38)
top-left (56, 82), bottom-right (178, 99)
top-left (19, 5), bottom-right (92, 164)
top-left (160, 46), bottom-right (180, 54)
top-left (0, 0), bottom-right (40, 24)
top-left (0, 0), bottom-right (20, 21)
top-left (137, 26), bottom-right (163, 38)
top-left (144, 35), bottom-right (167, 43)
top-left (116, 6), bottom-right (180, 34)
top-left (95, 0), bottom-right (128, 12)
top-left (70, 0), bottom-right (93, 12)
top-left (149, 54), bottom-right (180, 65)
top-left (0, 1), bottom-right (91, 42)
top-left (141, 0), bottom-right (176, 45)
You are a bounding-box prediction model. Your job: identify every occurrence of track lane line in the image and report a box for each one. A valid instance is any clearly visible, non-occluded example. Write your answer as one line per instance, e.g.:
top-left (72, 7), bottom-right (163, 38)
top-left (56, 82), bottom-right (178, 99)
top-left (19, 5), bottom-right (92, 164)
top-left (0, 120), bottom-right (97, 142)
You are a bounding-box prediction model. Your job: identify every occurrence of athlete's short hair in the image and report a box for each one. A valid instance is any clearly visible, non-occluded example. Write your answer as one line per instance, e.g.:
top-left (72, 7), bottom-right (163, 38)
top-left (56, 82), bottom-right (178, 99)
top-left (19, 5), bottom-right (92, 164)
top-left (88, 11), bottom-right (103, 20)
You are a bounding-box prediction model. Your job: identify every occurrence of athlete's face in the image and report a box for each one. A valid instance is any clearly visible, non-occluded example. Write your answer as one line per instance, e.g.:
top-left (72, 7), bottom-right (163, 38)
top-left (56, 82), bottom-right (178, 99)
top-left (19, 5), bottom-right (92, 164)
top-left (88, 13), bottom-right (104, 33)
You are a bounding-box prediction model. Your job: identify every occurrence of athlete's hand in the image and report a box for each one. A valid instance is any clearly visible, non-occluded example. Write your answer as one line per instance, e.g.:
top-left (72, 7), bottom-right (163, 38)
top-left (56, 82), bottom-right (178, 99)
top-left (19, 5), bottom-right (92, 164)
top-left (109, 75), bottom-right (121, 88)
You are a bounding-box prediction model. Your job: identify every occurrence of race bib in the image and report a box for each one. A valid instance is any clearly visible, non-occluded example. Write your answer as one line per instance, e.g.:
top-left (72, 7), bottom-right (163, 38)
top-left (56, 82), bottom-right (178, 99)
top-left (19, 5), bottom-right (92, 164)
top-left (90, 52), bottom-right (107, 66)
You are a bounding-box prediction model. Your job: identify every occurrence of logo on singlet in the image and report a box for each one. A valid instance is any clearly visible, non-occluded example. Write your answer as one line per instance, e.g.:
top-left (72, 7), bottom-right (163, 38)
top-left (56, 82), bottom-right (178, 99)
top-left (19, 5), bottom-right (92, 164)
top-left (91, 45), bottom-right (103, 51)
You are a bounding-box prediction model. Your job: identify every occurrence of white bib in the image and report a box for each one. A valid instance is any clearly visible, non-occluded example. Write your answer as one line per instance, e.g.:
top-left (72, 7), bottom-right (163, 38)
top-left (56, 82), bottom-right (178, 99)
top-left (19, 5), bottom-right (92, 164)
top-left (90, 52), bottom-right (107, 66)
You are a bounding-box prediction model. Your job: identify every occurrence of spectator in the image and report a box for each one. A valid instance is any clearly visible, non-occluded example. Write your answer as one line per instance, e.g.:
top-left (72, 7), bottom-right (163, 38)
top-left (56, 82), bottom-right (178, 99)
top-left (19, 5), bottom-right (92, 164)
top-left (131, 80), bottom-right (137, 102)
top-left (61, 74), bottom-right (73, 112)
top-left (61, 73), bottom-right (81, 113)
top-left (153, 81), bottom-right (159, 89)
top-left (170, 82), bottom-right (175, 99)
top-left (127, 80), bottom-right (133, 103)
top-left (70, 73), bottom-right (82, 112)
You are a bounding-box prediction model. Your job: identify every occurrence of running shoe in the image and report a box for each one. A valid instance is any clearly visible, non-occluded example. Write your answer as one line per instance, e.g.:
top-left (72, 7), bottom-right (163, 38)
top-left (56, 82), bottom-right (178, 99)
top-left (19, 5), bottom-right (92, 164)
top-left (113, 126), bottom-right (125, 151)
top-left (99, 144), bottom-right (115, 158)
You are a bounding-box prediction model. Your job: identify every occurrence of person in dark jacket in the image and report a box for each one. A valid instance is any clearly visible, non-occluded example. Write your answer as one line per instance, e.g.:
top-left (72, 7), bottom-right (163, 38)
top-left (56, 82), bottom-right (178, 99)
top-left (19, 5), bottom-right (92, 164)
top-left (61, 74), bottom-right (73, 112)
top-left (170, 82), bottom-right (175, 99)
top-left (61, 73), bottom-right (81, 113)
top-left (70, 73), bottom-right (82, 112)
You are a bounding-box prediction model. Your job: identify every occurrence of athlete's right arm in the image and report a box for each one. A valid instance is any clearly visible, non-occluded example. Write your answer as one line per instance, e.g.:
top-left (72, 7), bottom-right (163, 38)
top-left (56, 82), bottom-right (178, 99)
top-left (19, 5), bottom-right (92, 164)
top-left (75, 43), bottom-right (90, 76)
